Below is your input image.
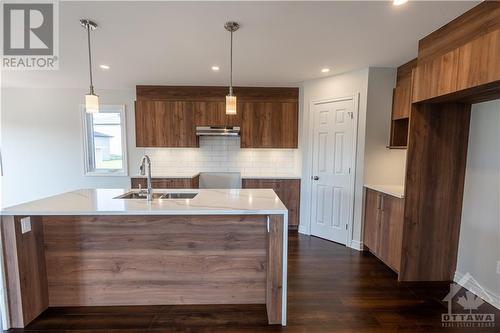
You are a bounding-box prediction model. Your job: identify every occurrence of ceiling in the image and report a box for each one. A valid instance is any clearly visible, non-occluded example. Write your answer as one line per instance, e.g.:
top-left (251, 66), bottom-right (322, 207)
top-left (1, 1), bottom-right (478, 89)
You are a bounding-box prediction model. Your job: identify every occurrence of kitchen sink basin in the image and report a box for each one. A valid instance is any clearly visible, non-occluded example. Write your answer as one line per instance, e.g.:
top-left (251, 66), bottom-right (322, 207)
top-left (114, 191), bottom-right (198, 200)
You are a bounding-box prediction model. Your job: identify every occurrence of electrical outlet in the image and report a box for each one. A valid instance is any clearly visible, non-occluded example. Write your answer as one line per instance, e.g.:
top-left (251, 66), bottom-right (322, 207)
top-left (20, 217), bottom-right (31, 234)
top-left (497, 261), bottom-right (500, 275)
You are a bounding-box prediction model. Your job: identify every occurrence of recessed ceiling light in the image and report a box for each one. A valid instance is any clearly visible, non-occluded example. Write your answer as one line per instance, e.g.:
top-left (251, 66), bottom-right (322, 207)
top-left (393, 0), bottom-right (408, 6)
top-left (99, 64), bottom-right (110, 70)
top-left (321, 68), bottom-right (330, 73)
top-left (211, 66), bottom-right (220, 71)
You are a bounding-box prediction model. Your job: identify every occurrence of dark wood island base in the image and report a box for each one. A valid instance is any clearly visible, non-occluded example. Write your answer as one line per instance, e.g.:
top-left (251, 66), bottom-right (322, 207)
top-left (1, 214), bottom-right (286, 328)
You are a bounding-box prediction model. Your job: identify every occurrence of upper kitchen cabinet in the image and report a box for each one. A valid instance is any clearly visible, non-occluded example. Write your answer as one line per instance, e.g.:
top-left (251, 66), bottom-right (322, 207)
top-left (389, 59), bottom-right (416, 148)
top-left (457, 29), bottom-right (500, 92)
top-left (240, 101), bottom-right (298, 148)
top-left (135, 100), bottom-right (197, 148)
top-left (135, 86), bottom-right (299, 148)
top-left (412, 49), bottom-right (460, 103)
top-left (391, 85), bottom-right (411, 120)
top-left (412, 6), bottom-right (500, 104)
top-left (194, 101), bottom-right (241, 127)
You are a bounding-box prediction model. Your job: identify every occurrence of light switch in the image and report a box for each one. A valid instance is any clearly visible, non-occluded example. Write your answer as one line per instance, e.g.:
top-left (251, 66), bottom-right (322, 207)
top-left (20, 217), bottom-right (31, 234)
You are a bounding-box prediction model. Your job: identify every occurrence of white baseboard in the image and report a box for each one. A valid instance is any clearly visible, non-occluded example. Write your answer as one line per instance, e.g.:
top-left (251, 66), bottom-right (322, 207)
top-left (454, 271), bottom-right (500, 310)
top-left (349, 239), bottom-right (363, 251)
top-left (298, 225), bottom-right (310, 235)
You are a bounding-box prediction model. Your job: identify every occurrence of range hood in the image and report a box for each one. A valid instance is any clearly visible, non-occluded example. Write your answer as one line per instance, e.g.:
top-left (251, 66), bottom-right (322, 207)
top-left (196, 126), bottom-right (240, 136)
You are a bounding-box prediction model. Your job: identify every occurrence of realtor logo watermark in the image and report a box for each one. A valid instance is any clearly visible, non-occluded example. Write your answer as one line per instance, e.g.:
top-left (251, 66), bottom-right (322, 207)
top-left (442, 273), bottom-right (495, 328)
top-left (2, 0), bottom-right (59, 70)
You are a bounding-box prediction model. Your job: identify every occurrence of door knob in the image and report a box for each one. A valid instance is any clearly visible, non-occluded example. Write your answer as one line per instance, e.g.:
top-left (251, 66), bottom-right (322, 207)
top-left (313, 176), bottom-right (319, 180)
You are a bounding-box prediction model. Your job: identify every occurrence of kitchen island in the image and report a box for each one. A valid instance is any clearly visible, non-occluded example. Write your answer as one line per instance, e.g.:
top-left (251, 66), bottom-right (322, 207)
top-left (0, 189), bottom-right (288, 328)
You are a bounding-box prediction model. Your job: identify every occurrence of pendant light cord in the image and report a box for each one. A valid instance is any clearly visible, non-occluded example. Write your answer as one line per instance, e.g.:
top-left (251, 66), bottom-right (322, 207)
top-left (229, 29), bottom-right (233, 96)
top-left (86, 23), bottom-right (94, 95)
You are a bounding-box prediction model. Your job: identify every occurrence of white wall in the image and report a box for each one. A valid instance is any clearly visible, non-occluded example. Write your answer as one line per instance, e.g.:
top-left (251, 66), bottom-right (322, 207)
top-left (364, 68), bottom-right (407, 187)
top-left (299, 68), bottom-right (369, 247)
top-left (1, 87), bottom-right (144, 207)
top-left (456, 99), bottom-right (500, 307)
top-left (299, 67), bottom-right (406, 249)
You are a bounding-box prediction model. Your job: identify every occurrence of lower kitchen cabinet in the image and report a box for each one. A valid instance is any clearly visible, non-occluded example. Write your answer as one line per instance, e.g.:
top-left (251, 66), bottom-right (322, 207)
top-left (242, 179), bottom-right (300, 229)
top-left (363, 188), bottom-right (404, 272)
top-left (131, 177), bottom-right (199, 189)
top-left (363, 189), bottom-right (382, 253)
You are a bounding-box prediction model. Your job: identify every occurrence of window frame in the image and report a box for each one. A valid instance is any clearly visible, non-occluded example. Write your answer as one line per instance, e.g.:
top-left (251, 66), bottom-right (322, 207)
top-left (80, 104), bottom-right (128, 177)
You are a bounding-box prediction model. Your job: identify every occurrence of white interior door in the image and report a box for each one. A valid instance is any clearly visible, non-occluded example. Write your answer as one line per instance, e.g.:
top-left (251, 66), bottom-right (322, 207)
top-left (310, 98), bottom-right (356, 244)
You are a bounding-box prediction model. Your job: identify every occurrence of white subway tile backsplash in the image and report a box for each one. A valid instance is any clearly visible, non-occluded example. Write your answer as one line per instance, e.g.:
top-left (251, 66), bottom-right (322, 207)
top-left (144, 136), bottom-right (300, 176)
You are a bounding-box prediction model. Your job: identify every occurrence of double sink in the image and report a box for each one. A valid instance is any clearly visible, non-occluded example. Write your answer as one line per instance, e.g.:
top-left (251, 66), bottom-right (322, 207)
top-left (115, 191), bottom-right (198, 200)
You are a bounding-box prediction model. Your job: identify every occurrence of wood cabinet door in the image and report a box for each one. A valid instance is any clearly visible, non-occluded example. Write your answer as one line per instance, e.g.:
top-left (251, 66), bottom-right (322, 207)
top-left (194, 101), bottom-right (241, 126)
top-left (131, 178), bottom-right (194, 189)
top-left (363, 189), bottom-right (381, 253)
top-left (412, 49), bottom-right (460, 103)
top-left (135, 100), bottom-right (197, 147)
top-left (242, 179), bottom-right (300, 227)
top-left (457, 30), bottom-right (500, 91)
top-left (392, 85), bottom-right (411, 120)
top-left (378, 194), bottom-right (404, 272)
top-left (240, 102), bottom-right (298, 148)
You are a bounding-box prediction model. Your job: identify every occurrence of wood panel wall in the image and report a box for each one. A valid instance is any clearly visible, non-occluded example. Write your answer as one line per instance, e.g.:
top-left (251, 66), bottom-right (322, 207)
top-left (400, 103), bottom-right (471, 281)
top-left (1, 216), bottom-right (48, 328)
top-left (266, 215), bottom-right (283, 325)
top-left (42, 215), bottom-right (268, 306)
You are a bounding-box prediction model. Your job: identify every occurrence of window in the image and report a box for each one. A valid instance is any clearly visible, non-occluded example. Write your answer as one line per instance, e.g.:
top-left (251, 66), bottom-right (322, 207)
top-left (81, 105), bottom-right (128, 176)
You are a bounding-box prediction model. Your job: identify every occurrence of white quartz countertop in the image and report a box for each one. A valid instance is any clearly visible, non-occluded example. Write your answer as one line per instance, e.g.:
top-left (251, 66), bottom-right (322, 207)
top-left (1, 188), bottom-right (288, 216)
top-left (364, 184), bottom-right (405, 199)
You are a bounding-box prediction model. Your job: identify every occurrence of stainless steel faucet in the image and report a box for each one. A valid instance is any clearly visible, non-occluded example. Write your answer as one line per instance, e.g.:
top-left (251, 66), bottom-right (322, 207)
top-left (139, 155), bottom-right (153, 201)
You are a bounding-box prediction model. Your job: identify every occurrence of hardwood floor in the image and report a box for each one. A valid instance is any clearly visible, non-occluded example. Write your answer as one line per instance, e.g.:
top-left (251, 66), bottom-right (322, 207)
top-left (6, 233), bottom-right (499, 333)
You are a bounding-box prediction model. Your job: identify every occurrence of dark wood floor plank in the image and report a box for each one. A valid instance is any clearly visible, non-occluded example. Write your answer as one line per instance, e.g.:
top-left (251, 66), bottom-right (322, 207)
top-left (5, 233), bottom-right (500, 333)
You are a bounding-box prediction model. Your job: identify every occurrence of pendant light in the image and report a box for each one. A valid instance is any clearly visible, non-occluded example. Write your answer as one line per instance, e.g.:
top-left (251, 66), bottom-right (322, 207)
top-left (81, 19), bottom-right (99, 113)
top-left (224, 21), bottom-right (239, 115)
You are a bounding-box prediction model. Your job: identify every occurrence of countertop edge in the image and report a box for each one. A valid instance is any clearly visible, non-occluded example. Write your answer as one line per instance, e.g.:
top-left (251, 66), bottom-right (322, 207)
top-left (364, 184), bottom-right (405, 199)
top-left (1, 210), bottom-right (288, 216)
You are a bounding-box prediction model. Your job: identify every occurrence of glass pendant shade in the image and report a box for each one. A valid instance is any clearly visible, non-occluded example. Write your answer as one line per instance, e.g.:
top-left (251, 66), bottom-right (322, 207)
top-left (85, 93), bottom-right (99, 113)
top-left (226, 95), bottom-right (237, 115)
